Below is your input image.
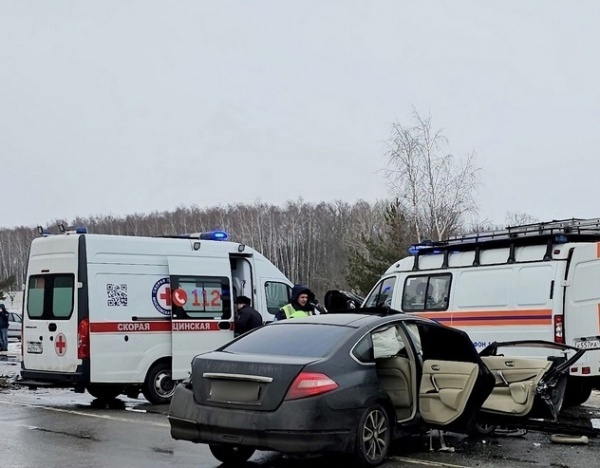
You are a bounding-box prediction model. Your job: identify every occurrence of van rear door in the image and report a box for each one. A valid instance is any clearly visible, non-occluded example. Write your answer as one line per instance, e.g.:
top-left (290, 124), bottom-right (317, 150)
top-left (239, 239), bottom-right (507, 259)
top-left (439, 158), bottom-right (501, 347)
top-left (563, 243), bottom-right (600, 376)
top-left (23, 273), bottom-right (79, 375)
top-left (168, 256), bottom-right (234, 380)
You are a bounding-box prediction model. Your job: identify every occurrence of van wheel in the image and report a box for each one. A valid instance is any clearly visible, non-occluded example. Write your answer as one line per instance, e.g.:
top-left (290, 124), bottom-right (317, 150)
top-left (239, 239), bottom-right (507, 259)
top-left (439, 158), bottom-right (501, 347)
top-left (142, 362), bottom-right (176, 405)
top-left (86, 385), bottom-right (121, 402)
top-left (563, 380), bottom-right (593, 408)
top-left (209, 444), bottom-right (255, 464)
top-left (354, 403), bottom-right (390, 467)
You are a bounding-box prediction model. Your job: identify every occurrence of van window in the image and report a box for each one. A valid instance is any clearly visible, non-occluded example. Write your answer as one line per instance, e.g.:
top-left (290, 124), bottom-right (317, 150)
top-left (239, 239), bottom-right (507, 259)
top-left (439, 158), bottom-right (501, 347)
top-left (364, 276), bottom-right (397, 308)
top-left (402, 274), bottom-right (451, 312)
top-left (265, 282), bottom-right (291, 315)
top-left (27, 274), bottom-right (75, 320)
top-left (170, 276), bottom-right (231, 320)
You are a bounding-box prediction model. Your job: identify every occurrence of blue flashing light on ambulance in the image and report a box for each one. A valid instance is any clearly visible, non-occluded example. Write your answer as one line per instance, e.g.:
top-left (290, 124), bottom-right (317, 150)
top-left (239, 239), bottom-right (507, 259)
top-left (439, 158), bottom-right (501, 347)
top-left (362, 217), bottom-right (600, 407)
top-left (20, 227), bottom-right (293, 404)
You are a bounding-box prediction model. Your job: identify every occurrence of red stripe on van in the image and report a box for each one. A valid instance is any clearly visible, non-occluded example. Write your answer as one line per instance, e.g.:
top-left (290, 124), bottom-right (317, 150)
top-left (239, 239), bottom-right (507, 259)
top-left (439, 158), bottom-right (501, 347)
top-left (596, 242), bottom-right (600, 258)
top-left (413, 309), bottom-right (552, 327)
top-left (89, 320), bottom-right (223, 333)
top-left (90, 321), bottom-right (172, 333)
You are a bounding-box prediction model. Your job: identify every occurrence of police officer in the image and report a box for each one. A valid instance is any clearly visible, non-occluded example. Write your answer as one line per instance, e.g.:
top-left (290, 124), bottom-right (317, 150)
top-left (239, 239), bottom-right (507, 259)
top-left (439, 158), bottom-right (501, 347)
top-left (275, 284), bottom-right (317, 320)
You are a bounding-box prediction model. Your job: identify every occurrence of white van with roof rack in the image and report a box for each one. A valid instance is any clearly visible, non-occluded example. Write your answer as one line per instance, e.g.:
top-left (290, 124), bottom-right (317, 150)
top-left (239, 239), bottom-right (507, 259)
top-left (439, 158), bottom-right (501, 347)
top-left (20, 227), bottom-right (293, 404)
top-left (362, 217), bottom-right (600, 407)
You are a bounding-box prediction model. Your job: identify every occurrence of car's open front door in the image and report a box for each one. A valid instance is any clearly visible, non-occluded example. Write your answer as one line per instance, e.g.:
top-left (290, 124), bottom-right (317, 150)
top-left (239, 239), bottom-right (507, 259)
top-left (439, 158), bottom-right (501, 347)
top-left (407, 321), bottom-right (494, 432)
top-left (168, 256), bottom-right (234, 380)
top-left (479, 340), bottom-right (587, 421)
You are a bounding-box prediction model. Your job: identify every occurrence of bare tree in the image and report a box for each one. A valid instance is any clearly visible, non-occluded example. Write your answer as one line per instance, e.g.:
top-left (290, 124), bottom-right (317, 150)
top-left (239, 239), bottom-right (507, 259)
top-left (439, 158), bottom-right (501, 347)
top-left (384, 107), bottom-right (482, 241)
top-left (505, 211), bottom-right (540, 227)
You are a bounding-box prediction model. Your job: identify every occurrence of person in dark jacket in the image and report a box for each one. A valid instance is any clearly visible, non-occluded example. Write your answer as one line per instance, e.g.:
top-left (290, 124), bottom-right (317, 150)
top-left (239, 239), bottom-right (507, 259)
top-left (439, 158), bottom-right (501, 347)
top-left (0, 304), bottom-right (9, 352)
top-left (234, 295), bottom-right (263, 337)
top-left (275, 284), bottom-right (317, 321)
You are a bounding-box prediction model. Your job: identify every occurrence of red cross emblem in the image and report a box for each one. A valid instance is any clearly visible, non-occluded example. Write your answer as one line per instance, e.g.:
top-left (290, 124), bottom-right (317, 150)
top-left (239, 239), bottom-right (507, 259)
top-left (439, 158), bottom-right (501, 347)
top-left (55, 333), bottom-right (67, 356)
top-left (160, 287), bottom-right (172, 306)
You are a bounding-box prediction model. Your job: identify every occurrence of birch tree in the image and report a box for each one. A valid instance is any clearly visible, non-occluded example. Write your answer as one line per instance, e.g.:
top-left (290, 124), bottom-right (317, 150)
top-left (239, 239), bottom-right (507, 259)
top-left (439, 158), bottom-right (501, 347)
top-left (385, 108), bottom-right (482, 241)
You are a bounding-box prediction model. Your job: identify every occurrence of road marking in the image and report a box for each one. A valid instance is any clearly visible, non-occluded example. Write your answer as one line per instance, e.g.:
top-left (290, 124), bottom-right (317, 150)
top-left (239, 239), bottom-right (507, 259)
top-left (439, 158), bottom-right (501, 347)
top-left (0, 398), bottom-right (169, 427)
top-left (391, 456), bottom-right (469, 467)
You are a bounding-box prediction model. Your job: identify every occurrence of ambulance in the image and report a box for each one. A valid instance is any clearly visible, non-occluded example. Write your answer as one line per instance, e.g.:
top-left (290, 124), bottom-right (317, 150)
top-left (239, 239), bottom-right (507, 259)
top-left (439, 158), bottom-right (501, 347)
top-left (362, 218), bottom-right (600, 407)
top-left (20, 228), bottom-right (293, 404)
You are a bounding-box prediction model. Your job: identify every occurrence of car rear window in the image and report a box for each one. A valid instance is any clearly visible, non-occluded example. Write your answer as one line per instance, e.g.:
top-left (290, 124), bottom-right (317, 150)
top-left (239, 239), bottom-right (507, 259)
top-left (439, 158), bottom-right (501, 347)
top-left (223, 323), bottom-right (350, 358)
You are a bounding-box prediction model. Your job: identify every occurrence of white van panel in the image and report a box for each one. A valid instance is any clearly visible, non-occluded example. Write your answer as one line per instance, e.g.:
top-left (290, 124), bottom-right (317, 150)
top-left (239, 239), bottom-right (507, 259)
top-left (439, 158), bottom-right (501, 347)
top-left (515, 265), bottom-right (553, 306)
top-left (453, 269), bottom-right (511, 309)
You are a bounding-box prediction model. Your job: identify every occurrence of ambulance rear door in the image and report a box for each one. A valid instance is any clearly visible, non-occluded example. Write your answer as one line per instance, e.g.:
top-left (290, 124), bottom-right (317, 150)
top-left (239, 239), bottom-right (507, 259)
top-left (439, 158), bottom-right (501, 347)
top-left (168, 256), bottom-right (234, 380)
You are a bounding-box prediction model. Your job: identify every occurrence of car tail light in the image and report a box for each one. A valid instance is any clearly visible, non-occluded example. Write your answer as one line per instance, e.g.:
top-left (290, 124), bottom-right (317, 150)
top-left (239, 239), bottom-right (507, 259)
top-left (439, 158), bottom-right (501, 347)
top-left (78, 318), bottom-right (90, 359)
top-left (284, 372), bottom-right (338, 400)
top-left (554, 315), bottom-right (564, 344)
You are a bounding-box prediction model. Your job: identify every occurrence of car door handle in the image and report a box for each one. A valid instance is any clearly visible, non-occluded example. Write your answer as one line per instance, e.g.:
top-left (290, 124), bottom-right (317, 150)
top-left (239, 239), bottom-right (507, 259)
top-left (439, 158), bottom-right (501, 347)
top-left (430, 374), bottom-right (440, 392)
top-left (48, 323), bottom-right (57, 332)
top-left (504, 361), bottom-right (515, 367)
top-left (497, 370), bottom-right (510, 386)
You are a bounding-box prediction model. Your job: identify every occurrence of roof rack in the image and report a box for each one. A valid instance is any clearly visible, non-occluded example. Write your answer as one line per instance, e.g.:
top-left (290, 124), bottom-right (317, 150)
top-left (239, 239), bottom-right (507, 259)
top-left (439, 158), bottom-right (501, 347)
top-left (408, 218), bottom-right (600, 268)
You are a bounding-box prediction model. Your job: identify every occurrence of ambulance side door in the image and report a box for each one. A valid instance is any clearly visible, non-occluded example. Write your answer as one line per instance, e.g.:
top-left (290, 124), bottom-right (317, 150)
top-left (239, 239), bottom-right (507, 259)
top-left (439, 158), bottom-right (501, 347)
top-left (168, 256), bottom-right (234, 380)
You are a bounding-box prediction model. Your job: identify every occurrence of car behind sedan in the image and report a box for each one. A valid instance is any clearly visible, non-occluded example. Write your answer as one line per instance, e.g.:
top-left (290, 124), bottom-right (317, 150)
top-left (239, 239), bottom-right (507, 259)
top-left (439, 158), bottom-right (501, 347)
top-left (8, 311), bottom-right (21, 340)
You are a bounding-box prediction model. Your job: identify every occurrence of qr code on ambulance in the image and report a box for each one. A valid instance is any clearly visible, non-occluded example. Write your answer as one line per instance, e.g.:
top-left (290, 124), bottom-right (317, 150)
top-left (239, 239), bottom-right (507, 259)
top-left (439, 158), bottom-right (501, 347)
top-left (107, 283), bottom-right (128, 306)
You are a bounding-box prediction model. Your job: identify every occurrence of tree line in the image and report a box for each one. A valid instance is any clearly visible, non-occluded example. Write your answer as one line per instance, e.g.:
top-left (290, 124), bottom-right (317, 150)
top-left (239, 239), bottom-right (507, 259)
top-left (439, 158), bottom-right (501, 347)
top-left (0, 199), bottom-right (402, 300)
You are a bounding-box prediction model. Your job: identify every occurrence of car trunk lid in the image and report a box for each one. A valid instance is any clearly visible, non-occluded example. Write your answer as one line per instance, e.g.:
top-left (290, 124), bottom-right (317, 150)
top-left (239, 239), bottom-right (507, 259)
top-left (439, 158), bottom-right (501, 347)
top-left (191, 351), bottom-right (314, 411)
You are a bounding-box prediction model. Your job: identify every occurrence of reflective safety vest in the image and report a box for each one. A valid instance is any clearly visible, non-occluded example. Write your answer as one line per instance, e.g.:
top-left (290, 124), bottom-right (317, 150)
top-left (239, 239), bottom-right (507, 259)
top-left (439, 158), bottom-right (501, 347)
top-left (281, 304), bottom-right (311, 319)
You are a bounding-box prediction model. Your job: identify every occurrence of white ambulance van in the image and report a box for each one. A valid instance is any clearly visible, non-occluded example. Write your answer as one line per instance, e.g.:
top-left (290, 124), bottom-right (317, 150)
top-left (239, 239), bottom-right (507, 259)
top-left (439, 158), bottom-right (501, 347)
top-left (362, 218), bottom-right (600, 407)
top-left (20, 228), bottom-right (293, 404)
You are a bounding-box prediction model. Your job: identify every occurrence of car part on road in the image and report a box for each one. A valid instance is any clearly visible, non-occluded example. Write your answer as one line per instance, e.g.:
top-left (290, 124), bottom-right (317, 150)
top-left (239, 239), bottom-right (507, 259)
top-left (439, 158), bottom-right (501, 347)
top-left (549, 433), bottom-right (590, 444)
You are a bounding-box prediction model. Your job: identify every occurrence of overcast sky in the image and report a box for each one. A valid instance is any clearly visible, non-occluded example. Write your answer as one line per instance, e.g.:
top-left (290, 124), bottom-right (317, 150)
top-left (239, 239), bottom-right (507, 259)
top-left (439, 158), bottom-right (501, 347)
top-left (2, 1), bottom-right (599, 229)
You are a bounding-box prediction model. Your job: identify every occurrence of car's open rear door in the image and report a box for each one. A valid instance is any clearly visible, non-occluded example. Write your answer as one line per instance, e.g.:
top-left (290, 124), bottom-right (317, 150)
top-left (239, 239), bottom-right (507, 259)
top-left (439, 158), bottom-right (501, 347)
top-left (407, 321), bottom-right (494, 432)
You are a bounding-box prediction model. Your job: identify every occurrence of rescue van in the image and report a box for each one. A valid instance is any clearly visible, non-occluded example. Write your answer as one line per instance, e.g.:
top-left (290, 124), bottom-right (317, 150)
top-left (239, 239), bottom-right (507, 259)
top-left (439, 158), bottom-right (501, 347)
top-left (362, 218), bottom-right (600, 407)
top-left (20, 228), bottom-right (293, 404)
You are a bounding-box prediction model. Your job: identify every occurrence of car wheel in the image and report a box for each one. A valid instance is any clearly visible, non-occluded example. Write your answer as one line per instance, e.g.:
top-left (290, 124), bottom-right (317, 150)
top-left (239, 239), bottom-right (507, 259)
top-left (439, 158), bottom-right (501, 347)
top-left (142, 362), bottom-right (176, 405)
top-left (209, 444), bottom-right (255, 464)
top-left (354, 403), bottom-right (390, 467)
top-left (86, 385), bottom-right (121, 402)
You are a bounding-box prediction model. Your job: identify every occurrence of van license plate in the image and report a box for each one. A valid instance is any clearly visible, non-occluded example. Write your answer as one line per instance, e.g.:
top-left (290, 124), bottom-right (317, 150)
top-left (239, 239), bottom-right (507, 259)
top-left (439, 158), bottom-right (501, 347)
top-left (574, 339), bottom-right (600, 350)
top-left (27, 342), bottom-right (43, 354)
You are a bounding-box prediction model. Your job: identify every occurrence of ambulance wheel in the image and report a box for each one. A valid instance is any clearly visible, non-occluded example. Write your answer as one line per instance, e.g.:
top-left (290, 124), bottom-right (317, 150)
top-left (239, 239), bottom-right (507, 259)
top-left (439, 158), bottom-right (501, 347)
top-left (143, 362), bottom-right (176, 405)
top-left (209, 444), bottom-right (255, 464)
top-left (86, 385), bottom-right (121, 402)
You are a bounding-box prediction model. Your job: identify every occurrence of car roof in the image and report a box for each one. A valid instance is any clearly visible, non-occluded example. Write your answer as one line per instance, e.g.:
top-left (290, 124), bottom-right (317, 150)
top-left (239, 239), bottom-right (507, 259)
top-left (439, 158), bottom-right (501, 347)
top-left (279, 308), bottom-right (433, 328)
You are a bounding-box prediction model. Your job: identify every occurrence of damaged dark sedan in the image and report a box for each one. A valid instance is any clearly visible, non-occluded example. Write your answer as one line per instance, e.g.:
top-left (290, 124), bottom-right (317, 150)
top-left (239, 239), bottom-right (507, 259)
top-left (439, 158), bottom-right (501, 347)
top-left (168, 308), bottom-right (585, 467)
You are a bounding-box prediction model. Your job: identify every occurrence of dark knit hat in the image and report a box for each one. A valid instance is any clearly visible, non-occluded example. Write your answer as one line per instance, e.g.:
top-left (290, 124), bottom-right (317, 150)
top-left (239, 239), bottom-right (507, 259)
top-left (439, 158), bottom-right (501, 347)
top-left (235, 295), bottom-right (251, 306)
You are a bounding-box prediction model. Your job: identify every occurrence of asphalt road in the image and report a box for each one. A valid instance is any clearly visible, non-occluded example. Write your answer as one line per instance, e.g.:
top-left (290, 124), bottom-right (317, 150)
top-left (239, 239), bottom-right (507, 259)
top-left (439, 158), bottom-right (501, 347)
top-left (1, 353), bottom-right (599, 468)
